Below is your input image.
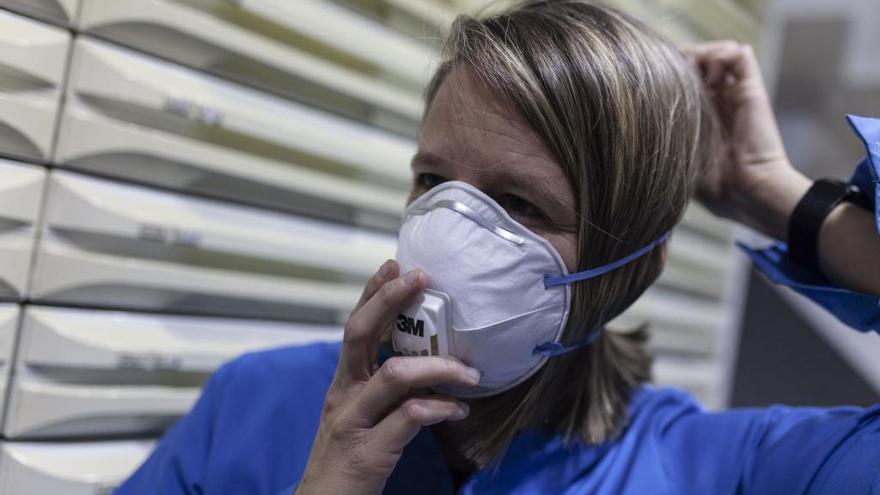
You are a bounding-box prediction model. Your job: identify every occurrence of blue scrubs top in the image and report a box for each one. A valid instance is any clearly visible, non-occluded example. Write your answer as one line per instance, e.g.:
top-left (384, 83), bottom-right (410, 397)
top-left (117, 115), bottom-right (880, 495)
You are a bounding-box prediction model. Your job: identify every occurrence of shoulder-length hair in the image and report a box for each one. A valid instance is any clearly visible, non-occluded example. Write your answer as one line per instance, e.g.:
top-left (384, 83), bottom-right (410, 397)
top-left (423, 0), bottom-right (720, 466)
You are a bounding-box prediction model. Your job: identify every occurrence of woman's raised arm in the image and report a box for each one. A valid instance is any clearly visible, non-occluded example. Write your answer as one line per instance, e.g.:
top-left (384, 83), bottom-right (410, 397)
top-left (687, 40), bottom-right (880, 297)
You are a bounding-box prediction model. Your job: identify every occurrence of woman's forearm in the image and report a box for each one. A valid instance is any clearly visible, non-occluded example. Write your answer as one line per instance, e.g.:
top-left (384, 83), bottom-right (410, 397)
top-left (817, 202), bottom-right (880, 296)
top-left (744, 166), bottom-right (880, 296)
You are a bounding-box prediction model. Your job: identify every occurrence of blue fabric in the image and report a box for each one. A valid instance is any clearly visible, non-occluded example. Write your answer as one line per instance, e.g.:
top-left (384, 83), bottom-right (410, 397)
top-left (846, 115), bottom-right (880, 230)
top-left (117, 342), bottom-right (880, 495)
top-left (739, 114), bottom-right (880, 332)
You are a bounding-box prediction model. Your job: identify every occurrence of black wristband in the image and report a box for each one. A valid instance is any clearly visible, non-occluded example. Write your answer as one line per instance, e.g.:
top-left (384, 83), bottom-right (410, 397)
top-left (787, 178), bottom-right (861, 274)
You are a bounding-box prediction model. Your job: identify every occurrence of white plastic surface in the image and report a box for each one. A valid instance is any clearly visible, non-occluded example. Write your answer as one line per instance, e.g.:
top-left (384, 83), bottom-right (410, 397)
top-left (77, 0), bottom-right (424, 123)
top-left (0, 440), bottom-right (153, 494)
top-left (4, 368), bottom-right (199, 438)
top-left (5, 306), bottom-right (342, 438)
top-left (236, 0), bottom-right (437, 87)
top-left (19, 305), bottom-right (343, 373)
top-left (0, 10), bottom-right (70, 162)
top-left (0, 0), bottom-right (80, 25)
top-left (394, 289), bottom-right (450, 357)
top-left (30, 171), bottom-right (393, 320)
top-left (55, 38), bottom-right (411, 228)
top-left (0, 160), bottom-right (46, 300)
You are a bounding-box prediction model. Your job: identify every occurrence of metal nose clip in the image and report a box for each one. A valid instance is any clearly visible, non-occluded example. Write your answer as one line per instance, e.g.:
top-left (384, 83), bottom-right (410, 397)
top-left (407, 199), bottom-right (525, 245)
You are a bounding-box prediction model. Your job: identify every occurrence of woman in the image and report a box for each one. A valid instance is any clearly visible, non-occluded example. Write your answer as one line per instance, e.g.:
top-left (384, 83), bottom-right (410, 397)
top-left (118, 1), bottom-right (880, 494)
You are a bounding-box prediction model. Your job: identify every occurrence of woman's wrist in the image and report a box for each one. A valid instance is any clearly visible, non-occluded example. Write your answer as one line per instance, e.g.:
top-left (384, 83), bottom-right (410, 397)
top-left (736, 164), bottom-right (812, 242)
top-left (817, 202), bottom-right (880, 295)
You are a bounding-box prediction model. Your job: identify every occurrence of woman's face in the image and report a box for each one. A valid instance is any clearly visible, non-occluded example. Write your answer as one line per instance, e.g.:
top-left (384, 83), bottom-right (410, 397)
top-left (409, 67), bottom-right (579, 271)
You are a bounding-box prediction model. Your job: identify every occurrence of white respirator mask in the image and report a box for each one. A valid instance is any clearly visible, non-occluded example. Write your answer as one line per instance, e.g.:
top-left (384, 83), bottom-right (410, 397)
top-left (393, 181), bottom-right (669, 398)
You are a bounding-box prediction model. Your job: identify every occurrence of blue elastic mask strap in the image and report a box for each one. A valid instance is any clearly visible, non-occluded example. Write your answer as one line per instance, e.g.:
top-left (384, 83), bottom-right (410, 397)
top-left (543, 230), bottom-right (672, 288)
top-left (533, 327), bottom-right (603, 357)
top-left (535, 230), bottom-right (671, 357)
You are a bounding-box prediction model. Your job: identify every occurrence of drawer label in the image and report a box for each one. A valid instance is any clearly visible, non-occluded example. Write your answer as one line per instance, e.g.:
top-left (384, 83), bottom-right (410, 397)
top-left (118, 352), bottom-right (184, 371)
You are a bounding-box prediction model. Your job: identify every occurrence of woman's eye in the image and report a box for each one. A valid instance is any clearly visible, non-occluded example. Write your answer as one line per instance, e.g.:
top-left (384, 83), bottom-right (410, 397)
top-left (415, 173), bottom-right (446, 191)
top-left (498, 194), bottom-right (546, 223)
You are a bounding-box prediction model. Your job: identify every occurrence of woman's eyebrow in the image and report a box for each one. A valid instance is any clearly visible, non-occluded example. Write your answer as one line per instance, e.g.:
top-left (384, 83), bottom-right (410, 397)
top-left (412, 152), bottom-right (571, 205)
top-left (410, 151), bottom-right (451, 168)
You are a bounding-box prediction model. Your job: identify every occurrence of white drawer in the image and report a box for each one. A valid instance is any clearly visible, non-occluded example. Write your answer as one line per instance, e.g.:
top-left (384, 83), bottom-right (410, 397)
top-left (0, 10), bottom-right (70, 162)
top-left (30, 171), bottom-right (394, 320)
top-left (6, 305), bottom-right (340, 438)
top-left (77, 0), bottom-right (425, 131)
top-left (19, 306), bottom-right (342, 374)
top-left (3, 367), bottom-right (200, 438)
top-left (0, 0), bottom-right (79, 26)
top-left (55, 38), bottom-right (411, 229)
top-left (233, 0), bottom-right (437, 88)
top-left (0, 440), bottom-right (153, 494)
top-left (0, 160), bottom-right (46, 300)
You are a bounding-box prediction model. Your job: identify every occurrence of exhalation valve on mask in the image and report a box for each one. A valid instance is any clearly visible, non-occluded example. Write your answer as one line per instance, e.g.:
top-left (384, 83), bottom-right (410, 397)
top-left (392, 181), bottom-right (670, 399)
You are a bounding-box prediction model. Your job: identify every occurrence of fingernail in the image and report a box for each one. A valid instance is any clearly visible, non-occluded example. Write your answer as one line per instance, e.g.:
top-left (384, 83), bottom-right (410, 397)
top-left (466, 367), bottom-right (481, 385)
top-left (403, 269), bottom-right (420, 286)
top-left (452, 403), bottom-right (469, 420)
top-left (378, 259), bottom-right (393, 279)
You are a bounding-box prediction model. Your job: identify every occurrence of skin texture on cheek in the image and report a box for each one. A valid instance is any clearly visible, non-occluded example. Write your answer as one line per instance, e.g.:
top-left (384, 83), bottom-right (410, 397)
top-left (413, 67), bottom-right (580, 272)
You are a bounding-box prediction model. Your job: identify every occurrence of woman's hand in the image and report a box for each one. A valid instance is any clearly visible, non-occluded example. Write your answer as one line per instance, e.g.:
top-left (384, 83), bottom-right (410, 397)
top-left (685, 40), bottom-right (811, 241)
top-left (295, 260), bottom-right (480, 495)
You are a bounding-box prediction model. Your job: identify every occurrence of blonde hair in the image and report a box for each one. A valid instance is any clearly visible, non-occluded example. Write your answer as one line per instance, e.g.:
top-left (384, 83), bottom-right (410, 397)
top-left (423, 0), bottom-right (720, 466)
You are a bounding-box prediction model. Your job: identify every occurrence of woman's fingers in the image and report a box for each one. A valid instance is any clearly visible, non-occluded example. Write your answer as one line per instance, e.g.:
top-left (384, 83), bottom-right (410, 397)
top-left (352, 259), bottom-right (398, 315)
top-left (336, 269), bottom-right (427, 385)
top-left (351, 356), bottom-right (480, 424)
top-left (684, 41), bottom-right (764, 89)
top-left (367, 395), bottom-right (469, 453)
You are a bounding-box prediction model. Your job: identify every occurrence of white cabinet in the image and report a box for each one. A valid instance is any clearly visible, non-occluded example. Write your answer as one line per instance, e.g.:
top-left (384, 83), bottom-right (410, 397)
top-left (55, 38), bottom-right (411, 230)
top-left (4, 305), bottom-right (341, 438)
top-left (0, 0), bottom-right (80, 26)
top-left (0, 440), bottom-right (153, 494)
top-left (77, 0), bottom-right (426, 132)
top-left (0, 10), bottom-right (70, 162)
top-left (0, 160), bottom-right (46, 301)
top-left (29, 171), bottom-right (396, 320)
